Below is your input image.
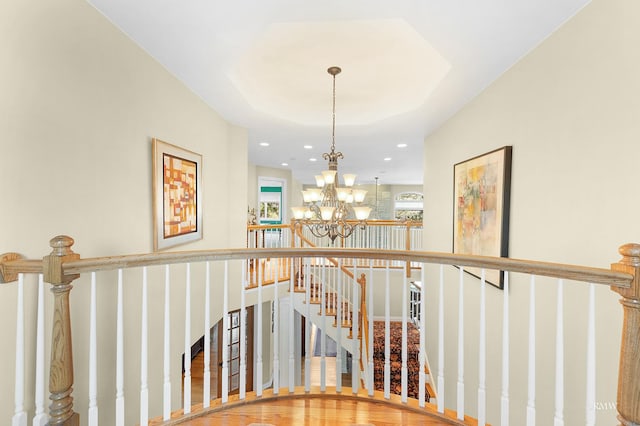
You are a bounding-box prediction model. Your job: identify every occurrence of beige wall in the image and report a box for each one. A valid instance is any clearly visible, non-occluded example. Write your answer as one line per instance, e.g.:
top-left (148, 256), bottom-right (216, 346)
top-left (423, 0), bottom-right (640, 424)
top-left (0, 0), bottom-right (247, 424)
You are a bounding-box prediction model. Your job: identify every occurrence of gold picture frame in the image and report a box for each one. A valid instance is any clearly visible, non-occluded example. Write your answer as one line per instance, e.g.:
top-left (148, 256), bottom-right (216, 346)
top-left (453, 146), bottom-right (512, 289)
top-left (152, 138), bottom-right (203, 251)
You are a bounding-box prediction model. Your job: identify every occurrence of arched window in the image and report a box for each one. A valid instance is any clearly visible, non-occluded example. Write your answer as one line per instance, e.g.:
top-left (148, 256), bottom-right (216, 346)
top-left (394, 192), bottom-right (423, 221)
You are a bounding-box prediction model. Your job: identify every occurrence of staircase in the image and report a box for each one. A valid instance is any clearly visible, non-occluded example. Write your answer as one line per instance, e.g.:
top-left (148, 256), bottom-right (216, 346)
top-left (287, 258), bottom-right (435, 401)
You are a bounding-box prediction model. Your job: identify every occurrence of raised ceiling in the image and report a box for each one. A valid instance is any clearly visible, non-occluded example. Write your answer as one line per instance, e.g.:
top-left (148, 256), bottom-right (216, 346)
top-left (87, 0), bottom-right (591, 185)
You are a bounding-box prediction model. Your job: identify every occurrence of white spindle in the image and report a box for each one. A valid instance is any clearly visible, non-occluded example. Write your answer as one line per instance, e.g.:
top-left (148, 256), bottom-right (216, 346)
top-left (384, 263), bottom-right (391, 399)
top-left (140, 267), bottom-right (149, 426)
top-left (12, 273), bottom-right (26, 426)
top-left (478, 269), bottom-right (486, 426)
top-left (554, 279), bottom-right (564, 426)
top-left (203, 262), bottom-right (211, 407)
top-left (501, 272), bottom-right (510, 426)
top-left (222, 261), bottom-right (229, 403)
top-left (162, 265), bottom-right (171, 420)
top-left (304, 261), bottom-right (311, 392)
top-left (368, 264), bottom-right (374, 397)
top-left (183, 264), bottom-right (192, 414)
top-left (257, 259), bottom-right (263, 397)
top-left (288, 256), bottom-right (295, 393)
top-left (438, 265), bottom-right (445, 414)
top-left (320, 258), bottom-right (327, 392)
top-left (352, 265), bottom-right (359, 394)
top-left (116, 269), bottom-right (124, 426)
top-left (585, 283), bottom-right (596, 426)
top-left (457, 267), bottom-right (465, 420)
top-left (34, 275), bottom-right (48, 426)
top-left (527, 275), bottom-right (536, 426)
top-left (401, 266), bottom-right (408, 403)
top-left (273, 262), bottom-right (280, 395)
top-left (419, 267), bottom-right (426, 407)
top-left (91, 280), bottom-right (105, 426)
top-left (240, 261), bottom-right (247, 400)
top-left (336, 259), bottom-right (343, 392)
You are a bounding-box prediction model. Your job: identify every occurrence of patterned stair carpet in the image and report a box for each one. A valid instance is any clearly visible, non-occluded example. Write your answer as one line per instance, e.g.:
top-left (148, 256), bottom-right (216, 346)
top-left (372, 321), bottom-right (430, 401)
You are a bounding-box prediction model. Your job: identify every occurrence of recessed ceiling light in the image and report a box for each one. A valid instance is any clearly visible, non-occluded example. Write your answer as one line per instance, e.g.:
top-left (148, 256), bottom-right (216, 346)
top-left (281, 162), bottom-right (288, 166)
top-left (384, 157), bottom-right (392, 161)
top-left (397, 143), bottom-right (407, 148)
top-left (303, 145), bottom-right (313, 149)
top-left (259, 142), bottom-right (269, 147)
top-left (309, 158), bottom-right (317, 162)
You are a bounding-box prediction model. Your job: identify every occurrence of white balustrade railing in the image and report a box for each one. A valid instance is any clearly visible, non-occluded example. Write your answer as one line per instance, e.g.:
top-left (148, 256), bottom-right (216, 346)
top-left (0, 242), bottom-right (636, 426)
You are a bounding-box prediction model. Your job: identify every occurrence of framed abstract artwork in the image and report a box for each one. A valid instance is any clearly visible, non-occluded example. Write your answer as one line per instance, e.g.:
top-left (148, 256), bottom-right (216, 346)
top-left (152, 138), bottom-right (203, 251)
top-left (453, 146), bottom-right (512, 289)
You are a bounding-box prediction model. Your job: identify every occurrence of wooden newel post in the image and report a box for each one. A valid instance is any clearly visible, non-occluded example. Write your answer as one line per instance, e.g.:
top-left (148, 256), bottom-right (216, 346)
top-left (43, 235), bottom-right (80, 426)
top-left (611, 243), bottom-right (640, 426)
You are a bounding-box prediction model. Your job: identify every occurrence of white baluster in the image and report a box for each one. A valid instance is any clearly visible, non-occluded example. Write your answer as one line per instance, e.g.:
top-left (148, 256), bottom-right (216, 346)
top-left (585, 284), bottom-right (596, 426)
top-left (368, 264), bottom-right (374, 397)
top-left (273, 262), bottom-right (280, 395)
top-left (203, 262), bottom-right (211, 407)
top-left (116, 269), bottom-right (125, 426)
top-left (320, 258), bottom-right (327, 392)
top-left (304, 261), bottom-right (311, 392)
top-left (384, 263), bottom-right (391, 400)
top-left (183, 264), bottom-right (192, 414)
top-left (257, 259), bottom-right (263, 397)
top-left (526, 275), bottom-right (536, 426)
top-left (554, 279), bottom-right (564, 426)
top-left (288, 256), bottom-right (295, 393)
top-left (501, 272), bottom-right (510, 426)
top-left (162, 265), bottom-right (171, 420)
top-left (140, 267), bottom-right (149, 425)
top-left (222, 261), bottom-right (229, 403)
top-left (419, 266), bottom-right (426, 408)
top-left (352, 264), bottom-right (359, 394)
top-left (401, 266), bottom-right (408, 403)
top-left (240, 261), bottom-right (247, 400)
top-left (438, 265), bottom-right (445, 414)
top-left (12, 273), bottom-right (26, 426)
top-left (336, 259), bottom-right (343, 393)
top-left (34, 275), bottom-right (48, 426)
top-left (457, 267), bottom-right (465, 421)
top-left (478, 269), bottom-right (486, 426)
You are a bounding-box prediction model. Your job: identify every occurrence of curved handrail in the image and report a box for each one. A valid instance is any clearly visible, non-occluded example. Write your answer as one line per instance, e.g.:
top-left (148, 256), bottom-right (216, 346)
top-left (53, 247), bottom-right (633, 288)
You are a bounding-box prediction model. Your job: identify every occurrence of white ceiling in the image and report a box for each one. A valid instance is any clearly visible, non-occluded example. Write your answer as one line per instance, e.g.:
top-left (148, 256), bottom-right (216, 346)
top-left (87, 0), bottom-right (590, 186)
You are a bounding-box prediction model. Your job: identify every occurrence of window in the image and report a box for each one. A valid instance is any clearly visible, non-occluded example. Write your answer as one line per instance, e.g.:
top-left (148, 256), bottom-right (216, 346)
top-left (394, 192), bottom-right (423, 221)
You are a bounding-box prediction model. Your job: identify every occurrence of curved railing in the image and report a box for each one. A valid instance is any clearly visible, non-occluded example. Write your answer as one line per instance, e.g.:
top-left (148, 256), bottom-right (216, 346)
top-left (1, 237), bottom-right (638, 425)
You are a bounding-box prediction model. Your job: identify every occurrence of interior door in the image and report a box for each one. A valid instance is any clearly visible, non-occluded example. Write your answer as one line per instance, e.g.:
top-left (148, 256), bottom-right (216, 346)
top-left (217, 306), bottom-right (254, 396)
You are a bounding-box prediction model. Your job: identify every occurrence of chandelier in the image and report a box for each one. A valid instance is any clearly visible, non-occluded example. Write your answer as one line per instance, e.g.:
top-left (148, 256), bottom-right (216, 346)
top-left (291, 66), bottom-right (371, 242)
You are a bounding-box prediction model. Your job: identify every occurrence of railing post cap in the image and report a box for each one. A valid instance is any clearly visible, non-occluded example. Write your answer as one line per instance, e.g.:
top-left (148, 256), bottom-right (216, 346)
top-left (49, 235), bottom-right (75, 256)
top-left (618, 243), bottom-right (640, 266)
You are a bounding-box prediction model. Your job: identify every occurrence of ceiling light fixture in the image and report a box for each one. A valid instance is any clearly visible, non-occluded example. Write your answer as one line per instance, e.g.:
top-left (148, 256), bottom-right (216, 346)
top-left (291, 66), bottom-right (371, 243)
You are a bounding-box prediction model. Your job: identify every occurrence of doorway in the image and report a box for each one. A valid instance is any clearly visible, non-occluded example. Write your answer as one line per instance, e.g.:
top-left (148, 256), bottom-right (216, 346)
top-left (217, 306), bottom-right (254, 396)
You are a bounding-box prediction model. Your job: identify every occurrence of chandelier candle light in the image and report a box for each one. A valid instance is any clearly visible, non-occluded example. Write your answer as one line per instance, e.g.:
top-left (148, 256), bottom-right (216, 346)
top-left (291, 66), bottom-right (371, 242)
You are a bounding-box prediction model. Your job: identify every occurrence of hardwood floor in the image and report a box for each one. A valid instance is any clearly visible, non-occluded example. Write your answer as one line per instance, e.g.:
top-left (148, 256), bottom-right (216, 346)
top-left (180, 325), bottom-right (457, 425)
top-left (181, 395), bottom-right (458, 425)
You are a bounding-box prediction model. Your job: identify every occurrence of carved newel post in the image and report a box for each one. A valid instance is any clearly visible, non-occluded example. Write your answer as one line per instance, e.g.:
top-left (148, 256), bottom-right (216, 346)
top-left (43, 236), bottom-right (80, 426)
top-left (611, 243), bottom-right (640, 426)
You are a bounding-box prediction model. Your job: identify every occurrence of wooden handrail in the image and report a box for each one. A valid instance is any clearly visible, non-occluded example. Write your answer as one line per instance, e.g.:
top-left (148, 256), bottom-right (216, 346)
top-left (2, 246), bottom-right (631, 288)
top-left (47, 248), bottom-right (630, 287)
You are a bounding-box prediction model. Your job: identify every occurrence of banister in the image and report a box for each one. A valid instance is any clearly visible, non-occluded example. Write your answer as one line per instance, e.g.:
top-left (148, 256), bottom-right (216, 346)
top-left (55, 248), bottom-right (632, 287)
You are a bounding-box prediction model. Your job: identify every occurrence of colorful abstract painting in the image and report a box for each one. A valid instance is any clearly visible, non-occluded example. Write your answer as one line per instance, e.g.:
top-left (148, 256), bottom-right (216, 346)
top-left (153, 139), bottom-right (203, 251)
top-left (163, 154), bottom-right (197, 238)
top-left (453, 146), bottom-right (511, 288)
